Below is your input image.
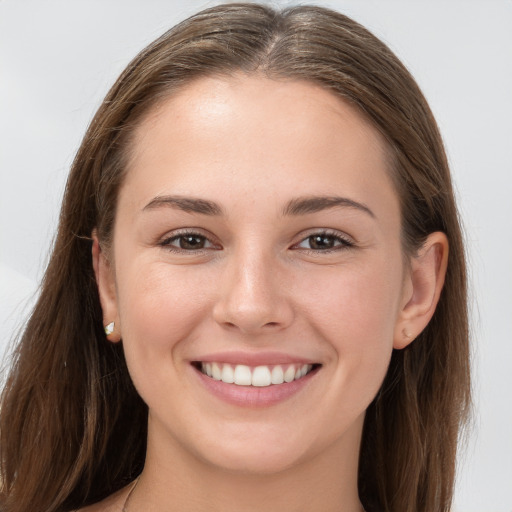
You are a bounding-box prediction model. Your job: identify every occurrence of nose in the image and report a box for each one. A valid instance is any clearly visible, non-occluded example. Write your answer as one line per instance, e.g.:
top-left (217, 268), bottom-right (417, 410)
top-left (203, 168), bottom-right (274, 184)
top-left (212, 249), bottom-right (294, 334)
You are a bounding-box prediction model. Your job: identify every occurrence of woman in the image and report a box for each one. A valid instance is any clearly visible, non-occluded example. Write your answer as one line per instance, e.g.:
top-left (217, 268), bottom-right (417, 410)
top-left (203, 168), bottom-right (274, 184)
top-left (0, 3), bottom-right (470, 512)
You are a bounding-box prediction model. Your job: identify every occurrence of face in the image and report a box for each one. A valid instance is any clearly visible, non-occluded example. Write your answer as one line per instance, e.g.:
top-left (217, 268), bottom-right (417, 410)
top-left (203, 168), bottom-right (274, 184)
top-left (98, 75), bottom-right (413, 475)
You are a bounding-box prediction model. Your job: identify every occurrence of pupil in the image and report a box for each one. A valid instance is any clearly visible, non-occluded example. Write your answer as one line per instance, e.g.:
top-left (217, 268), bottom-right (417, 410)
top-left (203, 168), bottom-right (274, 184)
top-left (310, 235), bottom-right (333, 249)
top-left (180, 235), bottom-right (204, 249)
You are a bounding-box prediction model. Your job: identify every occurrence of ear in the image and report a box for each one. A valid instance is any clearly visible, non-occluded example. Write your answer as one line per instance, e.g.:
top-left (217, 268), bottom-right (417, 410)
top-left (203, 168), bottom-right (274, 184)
top-left (92, 230), bottom-right (121, 342)
top-left (394, 232), bottom-right (449, 349)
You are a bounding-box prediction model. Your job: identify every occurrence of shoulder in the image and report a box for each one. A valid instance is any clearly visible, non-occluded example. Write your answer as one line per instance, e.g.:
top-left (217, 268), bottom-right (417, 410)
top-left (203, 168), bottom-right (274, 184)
top-left (75, 482), bottom-right (134, 512)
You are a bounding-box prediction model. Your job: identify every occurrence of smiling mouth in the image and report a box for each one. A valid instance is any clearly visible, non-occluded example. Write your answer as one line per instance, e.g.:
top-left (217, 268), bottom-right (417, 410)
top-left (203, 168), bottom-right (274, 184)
top-left (193, 362), bottom-right (321, 387)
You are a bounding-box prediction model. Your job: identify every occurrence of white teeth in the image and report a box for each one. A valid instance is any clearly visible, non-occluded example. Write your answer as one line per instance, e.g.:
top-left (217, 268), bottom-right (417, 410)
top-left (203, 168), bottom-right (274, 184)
top-left (200, 362), bottom-right (315, 387)
top-left (211, 363), bottom-right (222, 381)
top-left (221, 364), bottom-right (234, 383)
top-left (252, 366), bottom-right (272, 387)
top-left (283, 366), bottom-right (295, 383)
top-left (234, 365), bottom-right (252, 386)
top-left (271, 365), bottom-right (284, 385)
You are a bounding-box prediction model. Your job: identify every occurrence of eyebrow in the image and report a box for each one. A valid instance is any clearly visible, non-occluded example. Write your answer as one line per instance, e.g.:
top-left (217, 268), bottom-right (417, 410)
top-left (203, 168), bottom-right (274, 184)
top-left (143, 195), bottom-right (224, 215)
top-left (142, 194), bottom-right (375, 218)
top-left (282, 195), bottom-right (375, 218)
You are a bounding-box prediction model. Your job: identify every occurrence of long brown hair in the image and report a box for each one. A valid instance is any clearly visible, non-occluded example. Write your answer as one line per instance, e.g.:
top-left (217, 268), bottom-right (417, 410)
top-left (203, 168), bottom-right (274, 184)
top-left (0, 4), bottom-right (470, 511)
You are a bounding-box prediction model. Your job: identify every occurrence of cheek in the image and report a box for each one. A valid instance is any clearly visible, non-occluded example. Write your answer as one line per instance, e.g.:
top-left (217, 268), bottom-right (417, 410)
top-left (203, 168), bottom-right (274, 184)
top-left (115, 262), bottom-right (214, 390)
top-left (299, 259), bottom-right (401, 343)
top-left (118, 261), bottom-right (213, 334)
top-left (294, 255), bottom-right (403, 395)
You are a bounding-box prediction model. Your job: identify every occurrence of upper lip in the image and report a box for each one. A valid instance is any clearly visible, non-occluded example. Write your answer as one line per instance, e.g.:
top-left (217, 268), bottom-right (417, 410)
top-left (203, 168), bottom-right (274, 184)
top-left (191, 351), bottom-right (319, 366)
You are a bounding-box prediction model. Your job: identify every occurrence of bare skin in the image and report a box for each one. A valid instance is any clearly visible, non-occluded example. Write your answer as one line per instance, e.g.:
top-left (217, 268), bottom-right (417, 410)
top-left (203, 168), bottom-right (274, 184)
top-left (78, 482), bottom-right (134, 511)
top-left (87, 75), bottom-right (447, 512)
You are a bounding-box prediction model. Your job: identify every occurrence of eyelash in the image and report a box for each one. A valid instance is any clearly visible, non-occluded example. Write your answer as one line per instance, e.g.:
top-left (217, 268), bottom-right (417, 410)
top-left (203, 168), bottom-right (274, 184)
top-left (159, 230), bottom-right (354, 254)
top-left (159, 230), bottom-right (218, 254)
top-left (292, 230), bottom-right (354, 254)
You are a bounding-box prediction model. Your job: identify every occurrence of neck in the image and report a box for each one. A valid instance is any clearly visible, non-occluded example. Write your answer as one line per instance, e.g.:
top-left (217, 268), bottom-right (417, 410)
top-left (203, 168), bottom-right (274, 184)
top-left (128, 414), bottom-right (365, 512)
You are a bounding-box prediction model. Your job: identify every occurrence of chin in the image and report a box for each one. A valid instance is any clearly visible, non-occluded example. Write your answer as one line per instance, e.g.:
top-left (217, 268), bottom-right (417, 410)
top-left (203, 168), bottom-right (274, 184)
top-left (201, 445), bottom-right (307, 476)
top-left (188, 421), bottom-right (330, 476)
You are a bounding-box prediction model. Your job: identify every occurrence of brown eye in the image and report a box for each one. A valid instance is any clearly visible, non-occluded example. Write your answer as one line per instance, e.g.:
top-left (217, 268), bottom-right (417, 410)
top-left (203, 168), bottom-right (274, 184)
top-left (160, 232), bottom-right (216, 252)
top-left (178, 235), bottom-right (207, 250)
top-left (295, 232), bottom-right (353, 252)
top-left (309, 235), bottom-right (336, 250)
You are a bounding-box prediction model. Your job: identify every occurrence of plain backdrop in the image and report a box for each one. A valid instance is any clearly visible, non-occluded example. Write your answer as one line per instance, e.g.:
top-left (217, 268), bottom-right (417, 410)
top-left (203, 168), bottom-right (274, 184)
top-left (1, 1), bottom-right (511, 510)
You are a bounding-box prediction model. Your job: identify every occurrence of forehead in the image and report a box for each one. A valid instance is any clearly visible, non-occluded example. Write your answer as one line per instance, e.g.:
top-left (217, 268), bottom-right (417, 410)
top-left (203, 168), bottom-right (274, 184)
top-left (131, 74), bottom-right (387, 164)
top-left (122, 74), bottom-right (398, 221)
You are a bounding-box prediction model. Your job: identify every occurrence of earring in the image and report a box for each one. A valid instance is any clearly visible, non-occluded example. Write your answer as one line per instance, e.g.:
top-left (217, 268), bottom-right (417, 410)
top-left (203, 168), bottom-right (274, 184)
top-left (104, 321), bottom-right (115, 336)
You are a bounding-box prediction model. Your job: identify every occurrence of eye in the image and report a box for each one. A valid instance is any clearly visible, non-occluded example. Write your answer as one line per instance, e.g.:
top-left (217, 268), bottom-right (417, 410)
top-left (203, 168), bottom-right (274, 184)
top-left (294, 232), bottom-right (354, 252)
top-left (159, 232), bottom-right (218, 252)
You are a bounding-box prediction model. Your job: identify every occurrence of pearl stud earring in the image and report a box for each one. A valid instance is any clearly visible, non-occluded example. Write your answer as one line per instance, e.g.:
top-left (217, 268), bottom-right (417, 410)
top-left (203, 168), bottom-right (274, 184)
top-left (104, 322), bottom-right (115, 336)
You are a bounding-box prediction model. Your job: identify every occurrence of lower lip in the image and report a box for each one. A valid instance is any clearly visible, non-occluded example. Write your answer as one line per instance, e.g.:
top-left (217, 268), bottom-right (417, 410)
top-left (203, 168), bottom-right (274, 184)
top-left (192, 365), bottom-right (320, 407)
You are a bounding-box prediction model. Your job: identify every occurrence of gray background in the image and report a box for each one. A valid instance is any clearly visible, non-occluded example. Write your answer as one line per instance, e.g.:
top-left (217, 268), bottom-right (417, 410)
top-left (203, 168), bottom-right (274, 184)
top-left (1, 1), bottom-right (511, 510)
